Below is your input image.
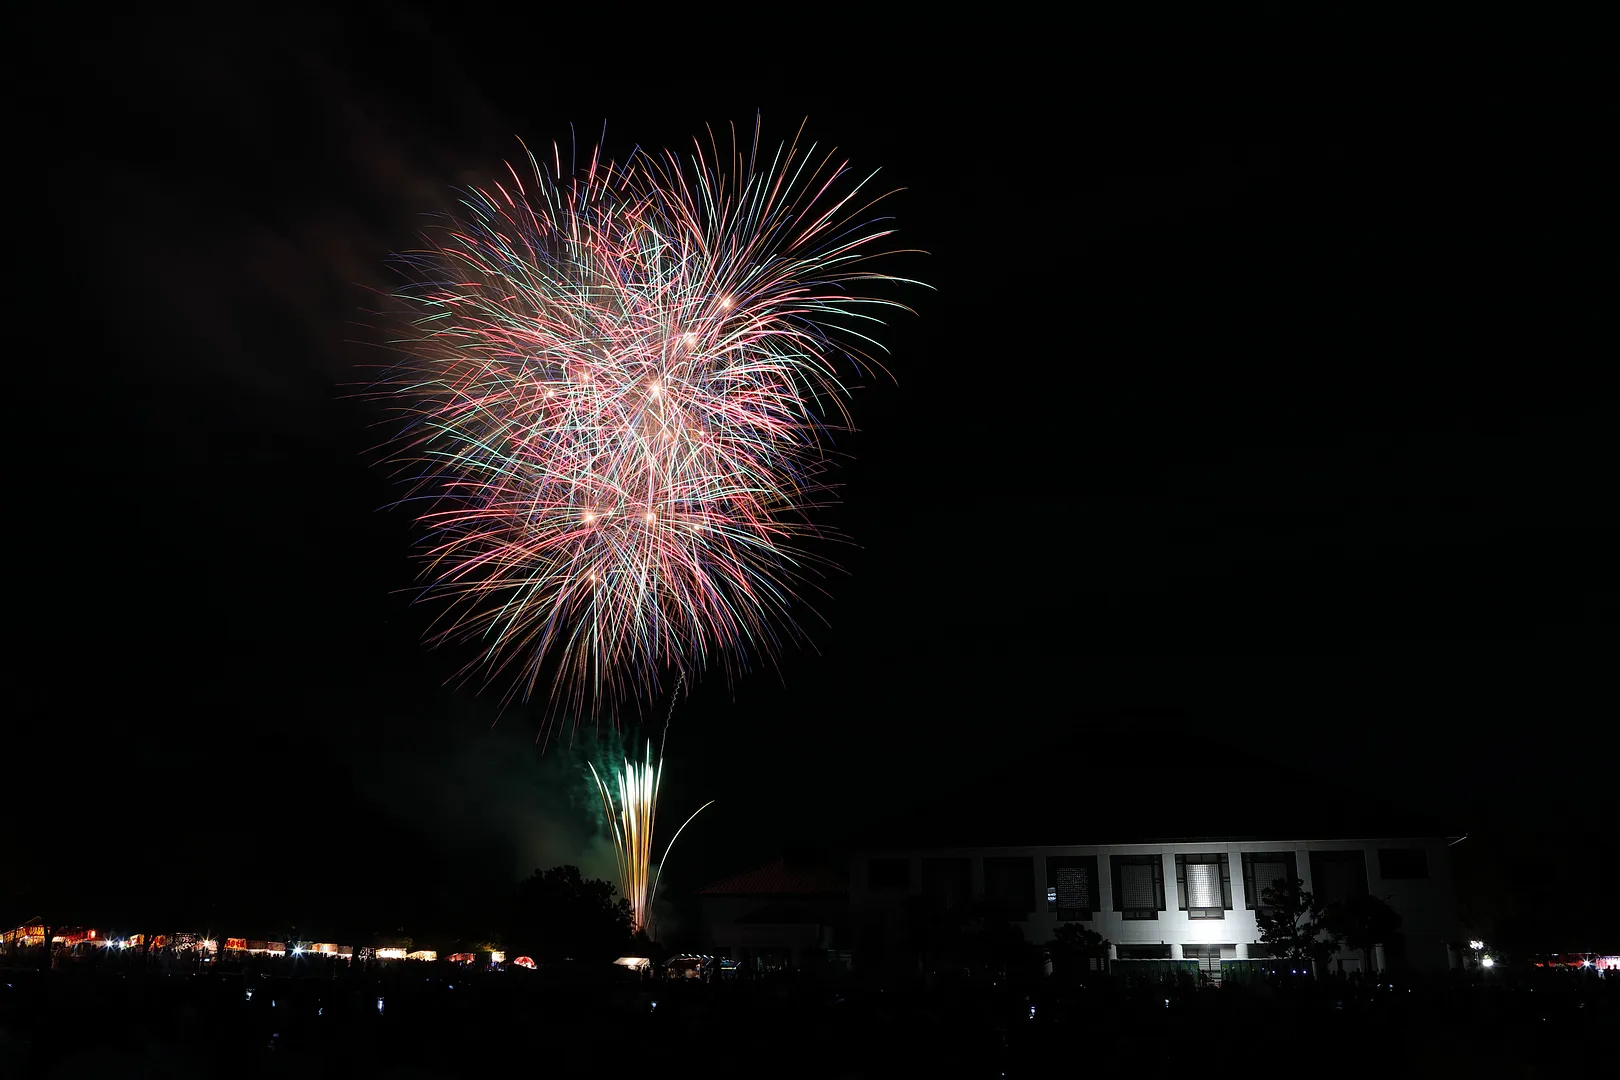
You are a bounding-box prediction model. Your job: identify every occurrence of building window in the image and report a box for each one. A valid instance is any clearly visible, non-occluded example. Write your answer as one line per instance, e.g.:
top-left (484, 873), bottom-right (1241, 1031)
top-left (983, 856), bottom-right (1036, 916)
top-left (1110, 854), bottom-right (1165, 920)
top-left (1045, 855), bottom-right (1099, 920)
top-left (1241, 851), bottom-right (1299, 911)
top-left (1183, 944), bottom-right (1231, 982)
top-left (1309, 850), bottom-right (1369, 907)
top-left (1116, 944), bottom-right (1172, 960)
top-left (921, 858), bottom-right (972, 909)
top-left (868, 857), bottom-right (910, 890)
top-left (1377, 847), bottom-right (1429, 880)
top-left (1175, 853), bottom-right (1232, 918)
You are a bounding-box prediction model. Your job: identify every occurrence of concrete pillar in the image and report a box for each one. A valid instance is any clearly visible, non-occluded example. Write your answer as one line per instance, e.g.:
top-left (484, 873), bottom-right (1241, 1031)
top-left (1107, 943), bottom-right (1119, 961)
top-left (1235, 943), bottom-right (1249, 959)
top-left (1170, 943), bottom-right (1184, 960)
top-left (1374, 944), bottom-right (1386, 972)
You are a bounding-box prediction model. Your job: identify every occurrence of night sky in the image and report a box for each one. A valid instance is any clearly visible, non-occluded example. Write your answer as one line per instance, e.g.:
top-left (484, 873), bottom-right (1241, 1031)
top-left (14, 11), bottom-right (1614, 946)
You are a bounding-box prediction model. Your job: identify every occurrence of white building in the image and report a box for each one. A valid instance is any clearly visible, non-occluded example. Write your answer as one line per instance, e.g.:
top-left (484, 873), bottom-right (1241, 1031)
top-left (852, 835), bottom-right (1462, 975)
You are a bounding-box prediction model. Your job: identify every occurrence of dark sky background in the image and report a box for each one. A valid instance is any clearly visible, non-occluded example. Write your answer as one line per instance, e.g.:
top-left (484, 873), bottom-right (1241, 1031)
top-left (13, 10), bottom-right (1613, 947)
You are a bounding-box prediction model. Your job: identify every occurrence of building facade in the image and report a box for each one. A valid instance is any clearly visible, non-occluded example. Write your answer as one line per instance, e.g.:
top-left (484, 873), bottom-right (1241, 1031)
top-left (698, 859), bottom-right (848, 973)
top-left (852, 835), bottom-right (1462, 975)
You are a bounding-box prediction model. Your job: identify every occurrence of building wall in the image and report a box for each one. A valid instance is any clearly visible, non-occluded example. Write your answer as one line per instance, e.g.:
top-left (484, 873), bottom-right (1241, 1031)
top-left (700, 896), bottom-right (760, 936)
top-left (699, 895), bottom-right (837, 965)
top-left (853, 836), bottom-right (1460, 971)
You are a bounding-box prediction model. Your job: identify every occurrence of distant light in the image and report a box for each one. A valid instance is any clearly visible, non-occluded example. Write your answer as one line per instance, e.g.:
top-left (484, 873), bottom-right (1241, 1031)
top-left (1469, 940), bottom-right (1485, 950)
top-left (1582, 959), bottom-right (1593, 968)
top-left (377, 997), bottom-right (385, 1014)
top-left (645, 511), bottom-right (656, 523)
top-left (719, 296), bottom-right (733, 309)
top-left (1482, 956), bottom-right (1495, 968)
top-left (683, 332), bottom-right (697, 346)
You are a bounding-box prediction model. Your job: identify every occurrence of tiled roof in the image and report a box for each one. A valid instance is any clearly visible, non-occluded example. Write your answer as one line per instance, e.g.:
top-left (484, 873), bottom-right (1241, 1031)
top-left (697, 860), bottom-right (846, 896)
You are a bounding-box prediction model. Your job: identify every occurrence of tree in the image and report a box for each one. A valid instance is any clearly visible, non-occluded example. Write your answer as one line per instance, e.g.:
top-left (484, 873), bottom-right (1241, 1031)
top-left (1324, 893), bottom-right (1402, 973)
top-left (1047, 923), bottom-right (1109, 982)
top-left (895, 897), bottom-right (1030, 983)
top-left (509, 865), bottom-right (631, 964)
top-left (1255, 878), bottom-right (1339, 967)
top-left (958, 902), bottom-right (1028, 978)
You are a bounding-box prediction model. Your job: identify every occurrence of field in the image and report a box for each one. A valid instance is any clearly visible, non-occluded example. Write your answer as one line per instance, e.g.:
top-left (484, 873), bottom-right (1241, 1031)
top-left (2, 962), bottom-right (1614, 1077)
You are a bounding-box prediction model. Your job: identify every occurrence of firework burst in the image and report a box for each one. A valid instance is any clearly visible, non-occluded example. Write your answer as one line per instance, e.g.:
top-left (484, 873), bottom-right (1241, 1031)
top-left (369, 116), bottom-right (921, 715)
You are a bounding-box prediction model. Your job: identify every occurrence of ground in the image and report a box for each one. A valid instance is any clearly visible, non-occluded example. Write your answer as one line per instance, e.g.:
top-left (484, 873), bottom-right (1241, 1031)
top-left (2, 957), bottom-right (1615, 1077)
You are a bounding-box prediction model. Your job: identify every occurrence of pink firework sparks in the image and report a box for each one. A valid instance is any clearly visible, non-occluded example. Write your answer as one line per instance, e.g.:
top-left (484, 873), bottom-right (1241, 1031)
top-left (368, 117), bottom-right (922, 718)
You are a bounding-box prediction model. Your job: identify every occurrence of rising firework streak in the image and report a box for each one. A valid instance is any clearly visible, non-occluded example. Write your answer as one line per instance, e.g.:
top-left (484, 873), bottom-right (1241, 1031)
top-left (369, 116), bottom-right (922, 714)
top-left (590, 740), bottom-right (713, 936)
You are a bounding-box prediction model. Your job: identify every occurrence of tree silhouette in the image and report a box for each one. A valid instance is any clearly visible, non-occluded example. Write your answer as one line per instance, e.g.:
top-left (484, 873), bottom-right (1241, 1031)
top-left (1047, 923), bottom-right (1109, 982)
top-left (508, 865), bottom-right (631, 964)
top-left (896, 896), bottom-right (1029, 981)
top-left (1325, 892), bottom-right (1402, 973)
top-left (1255, 878), bottom-right (1339, 966)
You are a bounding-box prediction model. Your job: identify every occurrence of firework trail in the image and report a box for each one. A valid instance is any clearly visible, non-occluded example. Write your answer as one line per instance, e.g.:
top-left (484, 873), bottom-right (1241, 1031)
top-left (369, 116), bottom-right (921, 716)
top-left (589, 703), bottom-right (713, 936)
